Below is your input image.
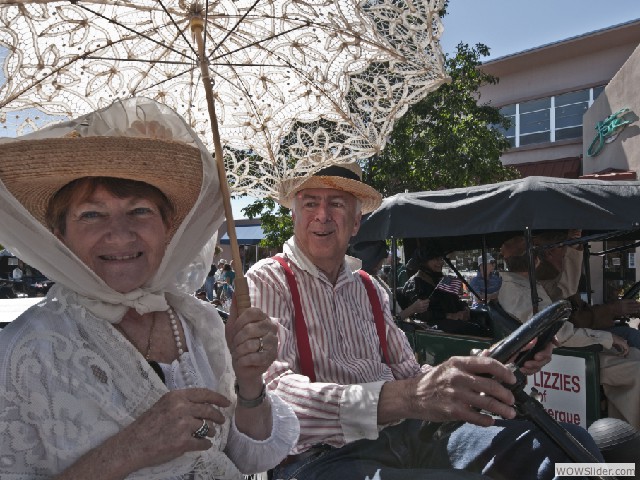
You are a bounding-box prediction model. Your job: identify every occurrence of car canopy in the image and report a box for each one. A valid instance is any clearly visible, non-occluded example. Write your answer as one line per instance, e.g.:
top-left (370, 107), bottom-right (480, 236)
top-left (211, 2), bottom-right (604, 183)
top-left (353, 176), bottom-right (640, 249)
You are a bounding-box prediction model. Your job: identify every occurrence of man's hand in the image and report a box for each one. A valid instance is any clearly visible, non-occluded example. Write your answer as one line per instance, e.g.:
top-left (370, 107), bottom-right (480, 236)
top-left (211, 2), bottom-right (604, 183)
top-left (516, 338), bottom-right (555, 375)
top-left (611, 299), bottom-right (640, 318)
top-left (378, 356), bottom-right (517, 427)
top-left (610, 334), bottom-right (629, 357)
top-left (446, 307), bottom-right (471, 321)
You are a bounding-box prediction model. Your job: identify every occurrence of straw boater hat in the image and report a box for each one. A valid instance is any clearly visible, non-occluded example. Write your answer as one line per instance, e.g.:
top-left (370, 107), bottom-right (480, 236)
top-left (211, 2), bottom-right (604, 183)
top-left (278, 162), bottom-right (382, 214)
top-left (0, 133), bottom-right (203, 236)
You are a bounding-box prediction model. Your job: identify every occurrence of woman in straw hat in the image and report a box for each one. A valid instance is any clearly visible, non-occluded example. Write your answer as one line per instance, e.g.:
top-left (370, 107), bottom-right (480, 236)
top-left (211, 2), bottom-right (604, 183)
top-left (0, 97), bottom-right (298, 479)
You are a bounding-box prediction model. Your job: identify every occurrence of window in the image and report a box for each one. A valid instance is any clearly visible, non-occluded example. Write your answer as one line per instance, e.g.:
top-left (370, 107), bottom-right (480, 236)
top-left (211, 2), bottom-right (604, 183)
top-left (519, 98), bottom-right (550, 146)
top-left (555, 89), bottom-right (589, 141)
top-left (498, 104), bottom-right (516, 148)
top-left (497, 86), bottom-right (604, 148)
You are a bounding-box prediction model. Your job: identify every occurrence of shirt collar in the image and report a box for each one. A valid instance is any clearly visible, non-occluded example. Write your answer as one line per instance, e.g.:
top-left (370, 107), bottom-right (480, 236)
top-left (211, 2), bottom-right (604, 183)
top-left (283, 236), bottom-right (358, 287)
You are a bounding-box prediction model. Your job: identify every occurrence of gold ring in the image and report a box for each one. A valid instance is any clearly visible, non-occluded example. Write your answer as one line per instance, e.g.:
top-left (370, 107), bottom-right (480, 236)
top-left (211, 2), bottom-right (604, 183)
top-left (257, 336), bottom-right (265, 353)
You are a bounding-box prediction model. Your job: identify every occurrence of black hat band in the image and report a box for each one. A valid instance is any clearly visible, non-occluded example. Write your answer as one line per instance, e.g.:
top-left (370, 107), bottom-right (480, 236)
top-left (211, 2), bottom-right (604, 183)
top-left (313, 165), bottom-right (360, 181)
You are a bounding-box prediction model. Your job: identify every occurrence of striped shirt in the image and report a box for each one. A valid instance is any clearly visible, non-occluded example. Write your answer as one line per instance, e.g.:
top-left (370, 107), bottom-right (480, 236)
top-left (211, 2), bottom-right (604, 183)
top-left (246, 237), bottom-right (425, 453)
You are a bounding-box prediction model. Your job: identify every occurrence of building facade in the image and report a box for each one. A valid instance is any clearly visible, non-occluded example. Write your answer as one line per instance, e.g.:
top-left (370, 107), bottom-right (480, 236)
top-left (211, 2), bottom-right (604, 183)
top-left (478, 19), bottom-right (640, 302)
top-left (479, 19), bottom-right (640, 178)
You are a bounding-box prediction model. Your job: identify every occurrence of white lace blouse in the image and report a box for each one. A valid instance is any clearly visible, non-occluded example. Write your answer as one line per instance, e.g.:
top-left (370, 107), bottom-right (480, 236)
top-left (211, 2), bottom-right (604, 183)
top-left (0, 289), bottom-right (298, 479)
top-left (0, 97), bottom-right (298, 479)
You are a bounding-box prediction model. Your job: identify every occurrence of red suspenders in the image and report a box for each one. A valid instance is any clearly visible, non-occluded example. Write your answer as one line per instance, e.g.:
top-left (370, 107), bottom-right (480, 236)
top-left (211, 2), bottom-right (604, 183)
top-left (357, 269), bottom-right (391, 367)
top-left (271, 256), bottom-right (317, 382)
top-left (271, 256), bottom-right (390, 382)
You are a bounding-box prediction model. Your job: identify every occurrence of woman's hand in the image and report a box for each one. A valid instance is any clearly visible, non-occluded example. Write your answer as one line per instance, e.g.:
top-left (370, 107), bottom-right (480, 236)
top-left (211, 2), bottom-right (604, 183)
top-left (225, 303), bottom-right (276, 441)
top-left (54, 388), bottom-right (230, 479)
top-left (225, 303), bottom-right (278, 398)
top-left (125, 389), bottom-right (229, 464)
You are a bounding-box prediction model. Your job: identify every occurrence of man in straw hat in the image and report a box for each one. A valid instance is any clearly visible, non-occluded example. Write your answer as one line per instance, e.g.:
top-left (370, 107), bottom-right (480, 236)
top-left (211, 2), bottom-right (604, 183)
top-left (245, 164), bottom-right (603, 480)
top-left (0, 97), bottom-right (299, 479)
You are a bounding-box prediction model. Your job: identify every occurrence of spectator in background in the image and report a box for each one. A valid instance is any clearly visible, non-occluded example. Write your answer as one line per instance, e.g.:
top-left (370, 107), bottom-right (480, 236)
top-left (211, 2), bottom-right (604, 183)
top-left (224, 262), bottom-right (236, 287)
top-left (400, 245), bottom-right (487, 335)
top-left (220, 263), bottom-right (236, 309)
top-left (498, 235), bottom-right (640, 429)
top-left (535, 230), bottom-right (640, 348)
top-left (204, 261), bottom-right (217, 301)
top-left (396, 255), bottom-right (419, 303)
top-left (12, 261), bottom-right (23, 281)
top-left (350, 240), bottom-right (430, 322)
top-left (469, 254), bottom-right (502, 308)
top-left (396, 261), bottom-right (407, 287)
top-left (214, 259), bottom-right (227, 300)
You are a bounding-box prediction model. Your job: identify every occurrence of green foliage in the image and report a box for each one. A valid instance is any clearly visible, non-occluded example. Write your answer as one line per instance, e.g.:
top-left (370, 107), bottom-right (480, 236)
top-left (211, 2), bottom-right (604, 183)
top-left (242, 38), bottom-right (519, 247)
top-left (242, 197), bottom-right (293, 248)
top-left (364, 42), bottom-right (519, 197)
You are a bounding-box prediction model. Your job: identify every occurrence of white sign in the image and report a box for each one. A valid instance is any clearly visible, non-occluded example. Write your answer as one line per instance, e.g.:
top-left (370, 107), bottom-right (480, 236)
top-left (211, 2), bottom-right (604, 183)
top-left (525, 354), bottom-right (587, 428)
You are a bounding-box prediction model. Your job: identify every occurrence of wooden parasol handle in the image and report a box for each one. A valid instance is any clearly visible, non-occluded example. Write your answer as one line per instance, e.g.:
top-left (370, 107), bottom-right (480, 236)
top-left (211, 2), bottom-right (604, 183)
top-left (191, 18), bottom-right (251, 314)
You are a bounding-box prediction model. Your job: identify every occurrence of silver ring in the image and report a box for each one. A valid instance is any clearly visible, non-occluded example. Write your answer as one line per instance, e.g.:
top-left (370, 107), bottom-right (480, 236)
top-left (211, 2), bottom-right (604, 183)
top-left (192, 419), bottom-right (209, 439)
top-left (257, 336), bottom-right (265, 353)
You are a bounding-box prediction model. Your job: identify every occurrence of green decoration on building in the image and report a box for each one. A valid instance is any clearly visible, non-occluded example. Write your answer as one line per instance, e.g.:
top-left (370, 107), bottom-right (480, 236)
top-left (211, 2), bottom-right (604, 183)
top-left (587, 107), bottom-right (633, 157)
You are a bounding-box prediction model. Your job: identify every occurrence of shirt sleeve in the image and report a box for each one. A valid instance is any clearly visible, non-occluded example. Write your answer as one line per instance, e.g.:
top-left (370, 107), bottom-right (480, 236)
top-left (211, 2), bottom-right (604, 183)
top-left (225, 393), bottom-right (300, 474)
top-left (555, 322), bottom-right (614, 349)
top-left (497, 279), bottom-right (532, 323)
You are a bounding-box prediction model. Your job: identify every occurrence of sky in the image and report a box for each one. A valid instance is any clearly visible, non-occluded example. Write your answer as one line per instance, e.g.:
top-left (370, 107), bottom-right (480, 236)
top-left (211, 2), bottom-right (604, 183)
top-left (231, 0), bottom-right (640, 218)
top-left (439, 0), bottom-right (640, 62)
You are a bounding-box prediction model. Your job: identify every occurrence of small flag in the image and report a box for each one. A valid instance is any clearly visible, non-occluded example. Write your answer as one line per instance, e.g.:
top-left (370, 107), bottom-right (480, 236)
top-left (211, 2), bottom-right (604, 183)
top-left (435, 276), bottom-right (463, 295)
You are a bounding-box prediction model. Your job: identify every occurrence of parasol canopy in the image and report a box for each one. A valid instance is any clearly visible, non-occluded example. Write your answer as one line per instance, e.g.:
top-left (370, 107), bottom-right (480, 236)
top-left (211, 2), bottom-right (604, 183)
top-left (0, 0), bottom-right (448, 199)
top-left (1, 0), bottom-right (447, 309)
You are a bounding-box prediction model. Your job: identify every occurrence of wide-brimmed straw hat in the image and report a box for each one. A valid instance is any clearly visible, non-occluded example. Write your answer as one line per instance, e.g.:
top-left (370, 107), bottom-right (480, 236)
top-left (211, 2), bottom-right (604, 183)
top-left (0, 134), bottom-right (203, 235)
top-left (278, 162), bottom-right (382, 214)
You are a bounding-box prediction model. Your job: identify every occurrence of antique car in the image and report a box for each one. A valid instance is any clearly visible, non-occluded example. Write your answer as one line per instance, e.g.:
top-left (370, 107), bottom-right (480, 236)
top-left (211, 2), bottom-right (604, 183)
top-left (352, 175), bottom-right (640, 430)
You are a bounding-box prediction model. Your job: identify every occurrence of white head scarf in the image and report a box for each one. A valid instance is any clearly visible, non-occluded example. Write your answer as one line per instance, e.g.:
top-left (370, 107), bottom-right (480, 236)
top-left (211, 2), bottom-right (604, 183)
top-left (0, 98), bottom-right (246, 478)
top-left (0, 97), bottom-right (224, 321)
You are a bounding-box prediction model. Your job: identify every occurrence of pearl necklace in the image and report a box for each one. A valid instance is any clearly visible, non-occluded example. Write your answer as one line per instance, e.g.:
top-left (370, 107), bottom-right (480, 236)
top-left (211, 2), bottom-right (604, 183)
top-left (167, 306), bottom-right (195, 388)
top-left (116, 306), bottom-right (191, 386)
top-left (168, 306), bottom-right (184, 357)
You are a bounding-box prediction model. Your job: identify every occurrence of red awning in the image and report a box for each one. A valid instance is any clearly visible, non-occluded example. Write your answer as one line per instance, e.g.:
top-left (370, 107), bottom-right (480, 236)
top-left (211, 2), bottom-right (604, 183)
top-left (510, 157), bottom-right (581, 179)
top-left (579, 168), bottom-right (637, 181)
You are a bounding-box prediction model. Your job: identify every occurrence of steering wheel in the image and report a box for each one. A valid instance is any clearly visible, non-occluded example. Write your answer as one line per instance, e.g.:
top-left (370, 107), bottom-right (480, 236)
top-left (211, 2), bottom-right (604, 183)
top-left (621, 280), bottom-right (640, 300)
top-left (487, 300), bottom-right (572, 368)
top-left (614, 280), bottom-right (640, 325)
top-left (426, 301), bottom-right (612, 473)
